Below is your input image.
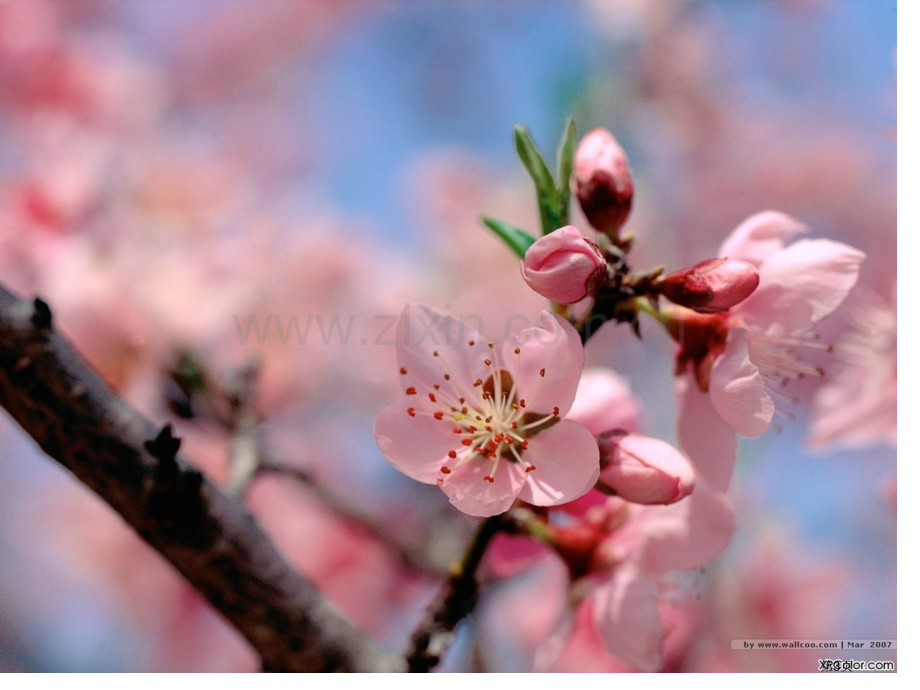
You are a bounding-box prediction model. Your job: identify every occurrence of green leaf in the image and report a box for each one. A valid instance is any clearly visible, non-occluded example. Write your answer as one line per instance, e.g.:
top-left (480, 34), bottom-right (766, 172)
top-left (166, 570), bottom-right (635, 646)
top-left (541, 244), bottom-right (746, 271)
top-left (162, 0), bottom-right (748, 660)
top-left (479, 216), bottom-right (537, 259)
top-left (513, 125), bottom-right (561, 236)
top-left (556, 118), bottom-right (577, 224)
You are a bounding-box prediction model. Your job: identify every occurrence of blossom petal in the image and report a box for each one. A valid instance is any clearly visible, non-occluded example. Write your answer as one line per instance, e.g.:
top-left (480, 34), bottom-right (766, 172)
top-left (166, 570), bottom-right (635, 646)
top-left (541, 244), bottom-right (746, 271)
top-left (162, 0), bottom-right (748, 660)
top-left (735, 239), bottom-right (865, 334)
top-left (718, 210), bottom-right (807, 267)
top-left (567, 367), bottom-right (641, 436)
top-left (592, 566), bottom-right (663, 672)
top-left (374, 399), bottom-right (456, 484)
top-left (503, 311), bottom-right (584, 416)
top-left (676, 377), bottom-right (738, 491)
top-left (632, 483), bottom-right (736, 574)
top-left (709, 330), bottom-right (774, 439)
top-left (396, 304), bottom-right (491, 402)
top-left (516, 419), bottom-right (600, 507)
top-left (440, 455), bottom-right (526, 517)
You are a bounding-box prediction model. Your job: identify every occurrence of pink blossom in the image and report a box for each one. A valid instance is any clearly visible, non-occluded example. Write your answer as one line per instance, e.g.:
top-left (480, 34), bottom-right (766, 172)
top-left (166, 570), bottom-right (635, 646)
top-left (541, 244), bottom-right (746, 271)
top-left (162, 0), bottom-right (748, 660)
top-left (669, 211), bottom-right (865, 440)
top-left (808, 288), bottom-right (896, 449)
top-left (597, 432), bottom-right (695, 505)
top-left (573, 128), bottom-right (634, 236)
top-left (566, 367), bottom-right (641, 437)
top-left (374, 305), bottom-right (600, 517)
top-left (660, 257), bottom-right (760, 313)
top-left (534, 487), bottom-right (735, 671)
top-left (520, 225), bottom-right (607, 304)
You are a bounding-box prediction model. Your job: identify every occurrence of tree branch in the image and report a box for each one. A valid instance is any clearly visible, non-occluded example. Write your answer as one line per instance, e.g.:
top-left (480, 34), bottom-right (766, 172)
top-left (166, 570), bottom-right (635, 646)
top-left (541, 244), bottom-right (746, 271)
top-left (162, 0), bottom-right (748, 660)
top-left (0, 283), bottom-right (404, 673)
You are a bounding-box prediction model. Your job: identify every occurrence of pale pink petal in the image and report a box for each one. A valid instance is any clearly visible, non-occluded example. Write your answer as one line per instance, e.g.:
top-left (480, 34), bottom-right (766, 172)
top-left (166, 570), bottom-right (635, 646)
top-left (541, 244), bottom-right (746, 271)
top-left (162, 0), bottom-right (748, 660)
top-left (676, 376), bottom-right (738, 492)
top-left (516, 418), bottom-right (600, 507)
top-left (396, 303), bottom-right (491, 402)
top-left (374, 399), bottom-right (456, 484)
top-left (718, 210), bottom-right (807, 267)
top-left (503, 311), bottom-right (584, 415)
top-left (440, 454), bottom-right (527, 517)
top-left (567, 367), bottom-right (641, 436)
top-left (592, 566), bottom-right (663, 671)
top-left (632, 483), bottom-right (736, 574)
top-left (709, 330), bottom-right (775, 438)
top-left (735, 239), bottom-right (865, 334)
top-left (531, 601), bottom-right (576, 672)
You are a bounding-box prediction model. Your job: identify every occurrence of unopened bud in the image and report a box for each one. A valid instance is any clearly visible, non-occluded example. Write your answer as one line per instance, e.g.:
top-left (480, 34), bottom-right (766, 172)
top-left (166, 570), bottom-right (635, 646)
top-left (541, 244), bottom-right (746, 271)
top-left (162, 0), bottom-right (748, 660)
top-left (660, 258), bottom-right (759, 313)
top-left (573, 128), bottom-right (634, 237)
top-left (597, 432), bottom-right (695, 505)
top-left (521, 225), bottom-right (607, 304)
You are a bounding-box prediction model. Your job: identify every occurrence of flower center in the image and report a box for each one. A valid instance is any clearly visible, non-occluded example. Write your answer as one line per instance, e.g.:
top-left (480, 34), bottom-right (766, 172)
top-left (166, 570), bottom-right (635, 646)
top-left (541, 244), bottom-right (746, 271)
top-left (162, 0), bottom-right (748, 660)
top-left (401, 342), bottom-right (561, 484)
top-left (745, 329), bottom-right (831, 415)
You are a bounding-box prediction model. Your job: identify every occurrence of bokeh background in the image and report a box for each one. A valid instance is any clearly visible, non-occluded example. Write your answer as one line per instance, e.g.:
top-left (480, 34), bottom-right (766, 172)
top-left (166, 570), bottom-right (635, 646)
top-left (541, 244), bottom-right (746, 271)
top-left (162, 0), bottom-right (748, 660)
top-left (0, 0), bottom-right (896, 672)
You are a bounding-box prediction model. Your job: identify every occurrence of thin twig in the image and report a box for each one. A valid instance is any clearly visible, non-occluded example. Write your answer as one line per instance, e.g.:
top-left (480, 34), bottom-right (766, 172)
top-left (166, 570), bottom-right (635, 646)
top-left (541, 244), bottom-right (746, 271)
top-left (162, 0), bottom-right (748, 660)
top-left (405, 514), bottom-right (508, 672)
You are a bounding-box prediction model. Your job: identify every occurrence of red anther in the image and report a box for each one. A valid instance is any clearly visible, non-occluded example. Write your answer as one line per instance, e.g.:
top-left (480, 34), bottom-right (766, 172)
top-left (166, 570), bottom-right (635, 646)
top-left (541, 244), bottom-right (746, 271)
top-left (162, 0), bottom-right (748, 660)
top-left (487, 441), bottom-right (498, 451)
top-left (511, 421), bottom-right (518, 429)
top-left (488, 342), bottom-right (494, 349)
top-left (406, 387), bottom-right (417, 395)
top-left (451, 407), bottom-right (458, 412)
top-left (434, 384), bottom-right (441, 390)
top-left (483, 476), bottom-right (495, 483)
top-left (514, 347), bottom-right (521, 354)
top-left (462, 439), bottom-right (473, 446)
top-left (407, 407), bottom-right (416, 417)
top-left (459, 398), bottom-right (466, 404)
top-left (485, 426), bottom-right (493, 432)
top-left (525, 465), bottom-right (536, 472)
top-left (448, 450), bottom-right (458, 459)
top-left (483, 392), bottom-right (492, 400)
top-left (473, 378), bottom-right (483, 386)
top-left (487, 452), bottom-right (497, 460)
top-left (539, 368), bottom-right (546, 377)
top-left (484, 359), bottom-right (492, 366)
top-left (437, 478), bottom-right (445, 485)
top-left (444, 373), bottom-right (451, 381)
top-left (433, 351), bottom-right (439, 357)
top-left (461, 407), bottom-right (468, 414)
top-left (521, 440), bottom-right (529, 449)
top-left (429, 393), bottom-right (437, 402)
top-left (501, 391), bottom-right (509, 397)
top-left (476, 447), bottom-right (485, 455)
top-left (440, 466), bottom-right (452, 474)
top-left (494, 433), bottom-right (503, 442)
top-left (433, 411), bottom-right (444, 420)
top-left (504, 435), bottom-right (515, 443)
top-left (400, 367), bottom-right (408, 375)
top-left (485, 417), bottom-right (493, 423)
top-left (453, 428), bottom-right (463, 434)
top-left (468, 425), bottom-right (478, 433)
top-left (468, 340), bottom-right (475, 346)
top-left (475, 415), bottom-right (483, 421)
top-left (553, 406), bottom-right (560, 416)
top-left (519, 399), bottom-right (526, 408)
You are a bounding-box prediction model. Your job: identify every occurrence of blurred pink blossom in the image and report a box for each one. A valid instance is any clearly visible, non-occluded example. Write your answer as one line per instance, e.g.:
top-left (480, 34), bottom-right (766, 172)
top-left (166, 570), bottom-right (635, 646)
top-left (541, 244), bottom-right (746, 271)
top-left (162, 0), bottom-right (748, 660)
top-left (670, 211), bottom-right (864, 439)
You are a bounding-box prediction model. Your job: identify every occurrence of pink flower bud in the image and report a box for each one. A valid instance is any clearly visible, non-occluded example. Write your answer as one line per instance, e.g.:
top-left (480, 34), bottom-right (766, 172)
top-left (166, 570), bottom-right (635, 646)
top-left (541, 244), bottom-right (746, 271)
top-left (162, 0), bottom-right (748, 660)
top-left (660, 258), bottom-right (760, 313)
top-left (597, 433), bottom-right (695, 505)
top-left (520, 225), bottom-right (607, 304)
top-left (573, 128), bottom-right (634, 237)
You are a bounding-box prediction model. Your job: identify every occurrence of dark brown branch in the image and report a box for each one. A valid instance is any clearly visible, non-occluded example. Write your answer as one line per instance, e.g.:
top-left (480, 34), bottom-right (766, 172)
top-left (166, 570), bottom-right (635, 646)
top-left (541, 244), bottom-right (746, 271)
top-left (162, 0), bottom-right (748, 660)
top-left (405, 515), bottom-right (507, 672)
top-left (0, 284), bottom-right (403, 673)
